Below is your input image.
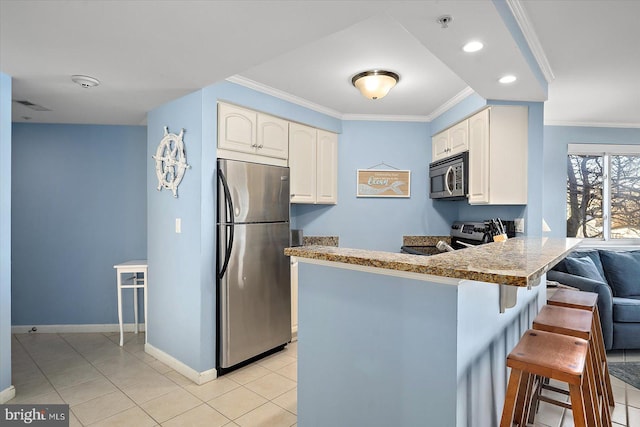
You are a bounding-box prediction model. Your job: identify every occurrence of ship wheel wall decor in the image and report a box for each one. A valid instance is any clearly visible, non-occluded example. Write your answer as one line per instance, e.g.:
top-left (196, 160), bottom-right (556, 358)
top-left (152, 127), bottom-right (191, 198)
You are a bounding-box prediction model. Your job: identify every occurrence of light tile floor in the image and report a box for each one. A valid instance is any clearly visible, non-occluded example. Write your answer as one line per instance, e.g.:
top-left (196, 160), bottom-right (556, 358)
top-left (9, 332), bottom-right (297, 427)
top-left (8, 332), bottom-right (640, 426)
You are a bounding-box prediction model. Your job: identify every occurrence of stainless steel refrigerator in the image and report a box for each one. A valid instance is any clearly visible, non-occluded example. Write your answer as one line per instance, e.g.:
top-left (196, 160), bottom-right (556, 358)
top-left (216, 159), bottom-right (291, 370)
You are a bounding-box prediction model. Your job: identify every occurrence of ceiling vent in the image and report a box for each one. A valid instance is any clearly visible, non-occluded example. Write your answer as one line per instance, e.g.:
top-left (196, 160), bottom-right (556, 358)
top-left (13, 100), bottom-right (51, 111)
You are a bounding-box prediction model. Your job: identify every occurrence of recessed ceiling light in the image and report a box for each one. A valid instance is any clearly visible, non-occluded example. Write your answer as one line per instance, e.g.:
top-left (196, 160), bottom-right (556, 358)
top-left (71, 75), bottom-right (100, 88)
top-left (463, 41), bottom-right (483, 53)
top-left (499, 75), bottom-right (517, 84)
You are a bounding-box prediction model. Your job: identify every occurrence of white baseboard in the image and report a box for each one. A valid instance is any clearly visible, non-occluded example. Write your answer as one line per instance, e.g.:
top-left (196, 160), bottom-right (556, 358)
top-left (145, 343), bottom-right (217, 385)
top-left (0, 385), bottom-right (15, 403)
top-left (11, 323), bottom-right (146, 334)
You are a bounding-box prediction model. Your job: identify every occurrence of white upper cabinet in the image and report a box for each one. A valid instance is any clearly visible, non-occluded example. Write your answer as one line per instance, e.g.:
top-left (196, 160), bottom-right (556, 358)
top-left (431, 120), bottom-right (469, 162)
top-left (257, 113), bottom-right (289, 159)
top-left (468, 109), bottom-right (490, 204)
top-left (218, 103), bottom-right (288, 161)
top-left (316, 130), bottom-right (338, 204)
top-left (432, 131), bottom-right (450, 161)
top-left (218, 103), bottom-right (256, 153)
top-left (289, 123), bottom-right (338, 205)
top-left (468, 106), bottom-right (528, 205)
top-left (289, 123), bottom-right (317, 204)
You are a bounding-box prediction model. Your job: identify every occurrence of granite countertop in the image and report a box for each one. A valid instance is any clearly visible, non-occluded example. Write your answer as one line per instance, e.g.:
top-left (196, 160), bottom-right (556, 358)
top-left (284, 237), bottom-right (582, 287)
top-left (302, 236), bottom-right (339, 247)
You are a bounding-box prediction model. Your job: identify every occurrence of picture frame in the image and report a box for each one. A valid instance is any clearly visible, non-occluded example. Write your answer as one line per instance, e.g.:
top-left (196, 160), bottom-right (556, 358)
top-left (356, 169), bottom-right (411, 198)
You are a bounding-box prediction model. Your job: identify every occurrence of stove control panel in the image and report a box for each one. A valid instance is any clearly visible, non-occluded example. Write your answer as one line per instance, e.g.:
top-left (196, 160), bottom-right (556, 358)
top-left (450, 221), bottom-right (489, 242)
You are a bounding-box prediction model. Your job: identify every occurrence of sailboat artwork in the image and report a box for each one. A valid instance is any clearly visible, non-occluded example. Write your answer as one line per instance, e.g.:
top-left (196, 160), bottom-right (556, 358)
top-left (356, 169), bottom-right (411, 198)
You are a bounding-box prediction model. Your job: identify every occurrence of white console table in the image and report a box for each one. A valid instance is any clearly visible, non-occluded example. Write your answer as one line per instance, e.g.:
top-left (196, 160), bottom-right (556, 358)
top-left (113, 260), bottom-right (148, 346)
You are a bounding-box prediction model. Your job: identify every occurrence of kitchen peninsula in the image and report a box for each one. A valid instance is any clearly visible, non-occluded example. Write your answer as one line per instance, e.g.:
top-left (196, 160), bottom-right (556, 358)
top-left (285, 237), bottom-right (581, 427)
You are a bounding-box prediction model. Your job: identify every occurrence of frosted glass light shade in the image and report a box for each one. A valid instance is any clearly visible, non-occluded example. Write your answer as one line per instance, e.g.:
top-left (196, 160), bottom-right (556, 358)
top-left (352, 70), bottom-right (399, 100)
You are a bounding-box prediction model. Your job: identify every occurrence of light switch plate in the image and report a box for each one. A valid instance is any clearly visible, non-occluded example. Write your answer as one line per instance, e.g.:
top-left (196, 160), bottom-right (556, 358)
top-left (514, 218), bottom-right (524, 233)
top-left (175, 218), bottom-right (182, 233)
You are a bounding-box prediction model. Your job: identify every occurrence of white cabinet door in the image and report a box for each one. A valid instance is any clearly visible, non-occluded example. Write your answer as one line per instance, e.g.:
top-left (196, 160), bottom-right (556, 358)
top-left (257, 113), bottom-right (289, 159)
top-left (432, 130), bottom-right (450, 161)
top-left (316, 130), bottom-right (338, 204)
top-left (468, 109), bottom-right (490, 204)
top-left (467, 106), bottom-right (528, 205)
top-left (432, 121), bottom-right (469, 162)
top-left (486, 106), bottom-right (528, 205)
top-left (449, 120), bottom-right (469, 155)
top-left (218, 103), bottom-right (256, 153)
top-left (289, 123), bottom-right (317, 204)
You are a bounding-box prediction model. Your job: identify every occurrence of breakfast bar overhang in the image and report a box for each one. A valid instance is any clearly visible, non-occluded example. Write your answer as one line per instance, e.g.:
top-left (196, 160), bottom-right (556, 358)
top-left (285, 237), bottom-right (581, 427)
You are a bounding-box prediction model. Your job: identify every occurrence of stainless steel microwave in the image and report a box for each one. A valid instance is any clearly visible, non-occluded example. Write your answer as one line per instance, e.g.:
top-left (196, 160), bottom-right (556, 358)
top-left (429, 151), bottom-right (468, 200)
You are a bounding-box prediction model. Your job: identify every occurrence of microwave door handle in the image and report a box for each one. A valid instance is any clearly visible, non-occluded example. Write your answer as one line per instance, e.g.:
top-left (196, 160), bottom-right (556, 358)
top-left (444, 166), bottom-right (454, 195)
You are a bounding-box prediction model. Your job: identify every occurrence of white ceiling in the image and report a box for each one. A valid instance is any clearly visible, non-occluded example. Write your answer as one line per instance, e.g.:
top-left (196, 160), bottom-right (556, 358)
top-left (1, 0), bottom-right (638, 128)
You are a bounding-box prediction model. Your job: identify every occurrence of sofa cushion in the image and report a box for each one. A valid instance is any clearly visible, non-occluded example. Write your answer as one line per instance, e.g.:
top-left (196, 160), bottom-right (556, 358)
top-left (599, 250), bottom-right (640, 298)
top-left (612, 297), bottom-right (640, 323)
top-left (564, 256), bottom-right (607, 283)
top-left (556, 250), bottom-right (607, 279)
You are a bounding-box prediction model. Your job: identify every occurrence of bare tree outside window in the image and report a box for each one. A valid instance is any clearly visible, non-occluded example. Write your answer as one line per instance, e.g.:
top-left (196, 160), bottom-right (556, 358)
top-left (610, 155), bottom-right (640, 238)
top-left (567, 155), bottom-right (603, 238)
top-left (567, 153), bottom-right (640, 239)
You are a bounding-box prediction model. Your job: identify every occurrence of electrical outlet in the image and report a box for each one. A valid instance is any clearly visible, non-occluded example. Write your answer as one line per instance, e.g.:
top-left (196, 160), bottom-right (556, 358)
top-left (514, 218), bottom-right (525, 233)
top-left (175, 218), bottom-right (182, 234)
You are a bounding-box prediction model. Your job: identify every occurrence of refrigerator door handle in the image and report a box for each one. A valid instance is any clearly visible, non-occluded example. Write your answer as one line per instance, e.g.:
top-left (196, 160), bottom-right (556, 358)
top-left (218, 168), bottom-right (235, 279)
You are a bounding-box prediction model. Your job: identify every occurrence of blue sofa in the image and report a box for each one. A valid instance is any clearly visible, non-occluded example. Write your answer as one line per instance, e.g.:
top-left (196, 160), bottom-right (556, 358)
top-left (547, 249), bottom-right (640, 350)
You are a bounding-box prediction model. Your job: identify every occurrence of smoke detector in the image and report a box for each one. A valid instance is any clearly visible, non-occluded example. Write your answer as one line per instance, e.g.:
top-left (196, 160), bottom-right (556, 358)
top-left (437, 15), bottom-right (453, 29)
top-left (71, 75), bottom-right (100, 88)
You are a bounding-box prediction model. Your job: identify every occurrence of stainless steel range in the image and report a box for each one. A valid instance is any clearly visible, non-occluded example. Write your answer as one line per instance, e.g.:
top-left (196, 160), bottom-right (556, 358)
top-left (451, 220), bottom-right (515, 249)
top-left (450, 221), bottom-right (492, 249)
top-left (400, 220), bottom-right (515, 255)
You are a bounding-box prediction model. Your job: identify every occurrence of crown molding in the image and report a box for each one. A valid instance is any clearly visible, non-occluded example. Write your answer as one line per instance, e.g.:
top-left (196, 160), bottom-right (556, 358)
top-left (506, 0), bottom-right (555, 83)
top-left (425, 87), bottom-right (476, 121)
top-left (545, 120), bottom-right (640, 129)
top-left (226, 75), bottom-right (343, 119)
top-left (228, 76), bottom-right (478, 124)
top-left (341, 114), bottom-right (429, 122)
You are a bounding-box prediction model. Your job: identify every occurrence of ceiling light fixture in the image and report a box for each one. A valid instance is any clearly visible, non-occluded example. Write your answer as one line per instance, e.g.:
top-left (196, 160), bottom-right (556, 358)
top-left (351, 70), bottom-right (399, 100)
top-left (71, 75), bottom-right (100, 88)
top-left (463, 41), bottom-right (484, 53)
top-left (499, 75), bottom-right (517, 84)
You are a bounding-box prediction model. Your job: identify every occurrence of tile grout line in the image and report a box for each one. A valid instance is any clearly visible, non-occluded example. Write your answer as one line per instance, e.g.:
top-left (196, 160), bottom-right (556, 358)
top-left (108, 332), bottom-right (208, 427)
top-left (59, 332), bottom-right (179, 426)
top-left (12, 333), bottom-right (299, 426)
top-left (11, 333), bottom-right (67, 408)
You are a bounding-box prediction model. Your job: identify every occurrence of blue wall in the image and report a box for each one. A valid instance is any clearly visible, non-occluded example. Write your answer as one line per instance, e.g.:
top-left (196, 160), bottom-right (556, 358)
top-left (430, 92), bottom-right (487, 134)
top-left (293, 120), bottom-right (457, 251)
top-left (1, 73), bottom-right (12, 397)
top-left (147, 90), bottom-right (209, 371)
top-left (146, 80), bottom-right (343, 374)
top-left (543, 126), bottom-right (640, 237)
top-left (11, 124), bottom-right (147, 326)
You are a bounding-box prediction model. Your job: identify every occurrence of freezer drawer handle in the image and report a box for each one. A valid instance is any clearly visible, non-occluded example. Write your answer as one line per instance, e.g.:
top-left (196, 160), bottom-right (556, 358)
top-left (217, 168), bottom-right (235, 279)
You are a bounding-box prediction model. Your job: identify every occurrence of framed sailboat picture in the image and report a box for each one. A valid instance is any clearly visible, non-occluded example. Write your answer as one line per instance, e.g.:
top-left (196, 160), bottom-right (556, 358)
top-left (356, 169), bottom-right (411, 198)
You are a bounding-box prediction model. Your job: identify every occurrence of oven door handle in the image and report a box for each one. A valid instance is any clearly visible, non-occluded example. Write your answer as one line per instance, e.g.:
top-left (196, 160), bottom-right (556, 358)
top-left (444, 166), bottom-right (454, 195)
top-left (457, 241), bottom-right (475, 248)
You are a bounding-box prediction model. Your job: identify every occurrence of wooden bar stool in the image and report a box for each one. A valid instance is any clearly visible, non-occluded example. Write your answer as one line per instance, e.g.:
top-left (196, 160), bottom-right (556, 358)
top-left (500, 329), bottom-right (590, 427)
top-left (531, 304), bottom-right (611, 427)
top-left (548, 288), bottom-right (615, 407)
